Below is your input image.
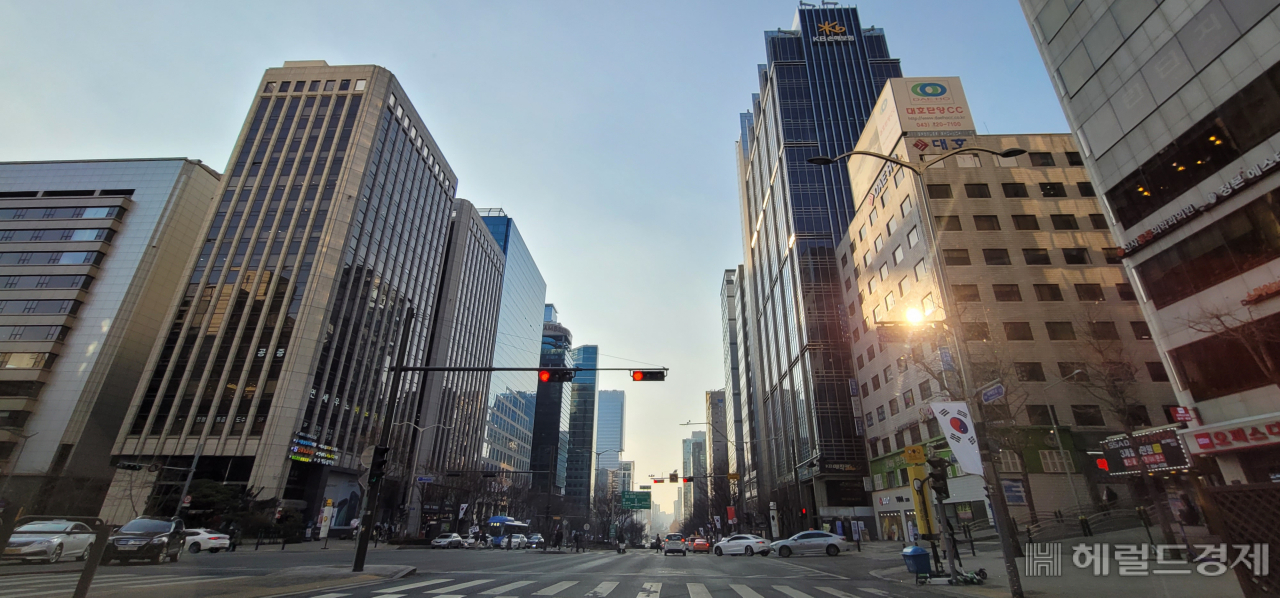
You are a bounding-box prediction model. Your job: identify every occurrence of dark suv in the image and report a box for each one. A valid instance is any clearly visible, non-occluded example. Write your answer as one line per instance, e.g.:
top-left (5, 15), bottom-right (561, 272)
top-left (103, 516), bottom-right (186, 564)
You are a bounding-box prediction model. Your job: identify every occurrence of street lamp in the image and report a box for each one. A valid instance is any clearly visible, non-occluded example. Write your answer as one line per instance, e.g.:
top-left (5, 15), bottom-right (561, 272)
top-left (809, 145), bottom-right (1028, 597)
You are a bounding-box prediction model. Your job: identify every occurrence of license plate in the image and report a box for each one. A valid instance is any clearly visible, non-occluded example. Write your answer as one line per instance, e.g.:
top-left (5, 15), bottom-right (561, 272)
top-left (117, 545), bottom-right (139, 551)
top-left (3, 548), bottom-right (20, 555)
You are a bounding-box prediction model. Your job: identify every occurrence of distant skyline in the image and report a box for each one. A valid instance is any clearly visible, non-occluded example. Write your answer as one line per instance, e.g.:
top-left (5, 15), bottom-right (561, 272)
top-left (0, 1), bottom-right (1068, 512)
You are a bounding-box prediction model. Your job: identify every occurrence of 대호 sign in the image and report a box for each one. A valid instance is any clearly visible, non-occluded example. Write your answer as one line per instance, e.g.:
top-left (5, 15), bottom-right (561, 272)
top-left (888, 77), bottom-right (976, 137)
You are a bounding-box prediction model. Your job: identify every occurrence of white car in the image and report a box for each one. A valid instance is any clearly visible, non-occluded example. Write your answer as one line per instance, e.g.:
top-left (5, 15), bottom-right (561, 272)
top-left (770, 531), bottom-right (850, 557)
top-left (431, 533), bottom-right (463, 548)
top-left (508, 534), bottom-right (528, 549)
top-left (663, 533), bottom-right (687, 556)
top-left (712, 534), bottom-right (771, 556)
top-left (183, 528), bottom-right (230, 553)
top-left (3, 520), bottom-right (96, 563)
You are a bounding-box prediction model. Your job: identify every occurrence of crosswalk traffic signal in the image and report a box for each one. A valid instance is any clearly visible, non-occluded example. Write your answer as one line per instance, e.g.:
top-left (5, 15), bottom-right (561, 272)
top-left (630, 370), bottom-right (666, 381)
top-left (368, 446), bottom-right (391, 485)
top-left (925, 456), bottom-right (950, 500)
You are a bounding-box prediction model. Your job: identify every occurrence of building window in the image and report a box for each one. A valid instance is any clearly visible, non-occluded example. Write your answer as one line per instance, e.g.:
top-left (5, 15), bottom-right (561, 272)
top-left (956, 154), bottom-right (982, 168)
top-left (927, 184), bottom-right (953, 199)
top-left (1023, 248), bottom-right (1051, 265)
top-left (892, 245), bottom-right (905, 265)
top-left (952, 284), bottom-right (981, 302)
top-left (1090, 321), bottom-right (1121, 340)
top-left (859, 225), bottom-right (868, 241)
top-left (943, 249), bottom-right (971, 265)
top-left (899, 276), bottom-right (912, 296)
top-left (324, 80), bottom-right (336, 91)
top-left (1012, 215), bottom-right (1039, 230)
top-left (889, 398), bottom-right (900, 417)
top-left (965, 183), bottom-right (992, 198)
top-left (1063, 248), bottom-right (1091, 264)
top-left (845, 278), bottom-right (853, 291)
top-left (983, 249), bottom-right (1012, 265)
top-left (339, 79), bottom-right (351, 91)
top-left (914, 259), bottom-right (928, 281)
top-left (863, 251), bottom-right (871, 268)
top-left (879, 263), bottom-right (889, 280)
top-left (869, 441), bottom-right (879, 458)
top-left (868, 345), bottom-right (876, 361)
top-left (1040, 450), bottom-right (1076, 472)
top-left (1041, 182), bottom-right (1068, 197)
top-left (903, 389), bottom-right (915, 408)
top-left (355, 79), bottom-right (367, 91)
top-left (1075, 283), bottom-right (1105, 301)
top-left (874, 235), bottom-right (884, 252)
top-left (1078, 182), bottom-right (1097, 197)
top-left (873, 305), bottom-right (883, 322)
top-left (907, 226), bottom-right (920, 248)
top-left (963, 321), bottom-right (990, 341)
top-left (1050, 214), bottom-right (1079, 229)
top-left (1057, 362), bottom-right (1086, 380)
top-left (1117, 283), bottom-right (1137, 301)
top-left (1131, 321), bottom-right (1152, 340)
top-left (936, 216), bottom-right (962, 231)
top-left (263, 82), bottom-right (276, 93)
top-left (857, 355), bottom-right (865, 369)
top-left (1147, 361), bottom-right (1170, 382)
top-left (1015, 362), bottom-right (1046, 382)
top-left (1066, 151), bottom-right (1084, 166)
top-left (1004, 322), bottom-right (1034, 340)
top-left (1071, 405), bottom-right (1106, 426)
top-left (887, 216), bottom-right (898, 235)
top-left (1029, 152), bottom-right (1056, 166)
top-left (885, 292), bottom-right (896, 311)
top-left (1002, 182), bottom-right (1029, 198)
top-left (919, 380), bottom-right (934, 401)
top-left (876, 405), bottom-right (886, 420)
top-left (922, 293), bottom-right (935, 314)
top-left (1027, 405), bottom-right (1056, 425)
top-left (998, 450), bottom-right (1023, 472)
top-left (841, 254), bottom-right (848, 268)
top-left (1103, 248), bottom-right (1122, 264)
top-left (901, 195), bottom-right (914, 217)
top-left (993, 284), bottom-right (1022, 301)
top-left (1046, 321), bottom-right (1076, 340)
top-left (974, 215), bottom-right (1001, 230)
top-left (869, 209), bottom-right (879, 225)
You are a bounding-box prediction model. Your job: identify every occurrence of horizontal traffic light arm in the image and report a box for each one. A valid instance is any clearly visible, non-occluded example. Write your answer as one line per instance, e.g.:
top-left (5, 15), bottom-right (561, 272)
top-left (388, 366), bottom-right (667, 373)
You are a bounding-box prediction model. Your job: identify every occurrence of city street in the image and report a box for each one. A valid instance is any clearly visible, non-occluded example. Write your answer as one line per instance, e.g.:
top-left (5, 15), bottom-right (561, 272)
top-left (0, 542), bottom-right (941, 598)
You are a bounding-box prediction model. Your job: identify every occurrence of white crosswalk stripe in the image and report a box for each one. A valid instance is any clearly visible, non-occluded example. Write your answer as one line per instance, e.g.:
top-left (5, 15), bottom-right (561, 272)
top-left (585, 581), bottom-right (619, 597)
top-left (533, 581), bottom-right (579, 595)
top-left (429, 580), bottom-right (495, 594)
top-left (377, 578), bottom-right (453, 593)
top-left (815, 588), bottom-right (859, 598)
top-left (687, 583), bottom-right (712, 598)
top-left (730, 585), bottom-right (765, 598)
top-left (0, 574), bottom-right (188, 598)
top-left (638, 582), bottom-right (661, 598)
top-left (308, 593), bottom-right (350, 598)
top-left (483, 581), bottom-right (537, 595)
top-left (772, 586), bottom-right (817, 598)
top-left (121, 575), bottom-right (252, 589)
top-left (852, 590), bottom-right (889, 597)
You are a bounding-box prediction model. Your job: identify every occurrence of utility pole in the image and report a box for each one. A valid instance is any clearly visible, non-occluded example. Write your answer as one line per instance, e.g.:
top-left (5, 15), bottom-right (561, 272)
top-left (174, 443), bottom-right (203, 518)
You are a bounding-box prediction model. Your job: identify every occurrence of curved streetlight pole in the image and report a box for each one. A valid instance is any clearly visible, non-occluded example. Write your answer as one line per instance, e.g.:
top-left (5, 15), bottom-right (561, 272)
top-left (807, 146), bottom-right (1028, 598)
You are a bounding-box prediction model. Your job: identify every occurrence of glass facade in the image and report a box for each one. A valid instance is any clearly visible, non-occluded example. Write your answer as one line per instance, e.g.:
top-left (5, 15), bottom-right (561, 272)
top-left (682, 431), bottom-right (707, 524)
top-left (594, 389), bottom-right (625, 489)
top-left (565, 345), bottom-right (598, 506)
top-left (532, 311), bottom-right (572, 495)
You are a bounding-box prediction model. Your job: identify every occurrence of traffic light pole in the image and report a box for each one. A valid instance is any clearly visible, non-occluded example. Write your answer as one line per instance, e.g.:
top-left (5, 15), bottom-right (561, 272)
top-left (353, 307), bottom-right (414, 573)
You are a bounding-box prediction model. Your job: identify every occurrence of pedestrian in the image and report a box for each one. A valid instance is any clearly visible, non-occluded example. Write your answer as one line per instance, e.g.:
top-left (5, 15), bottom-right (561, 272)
top-left (655, 535), bottom-right (663, 553)
top-left (229, 527), bottom-right (240, 552)
top-left (554, 528), bottom-right (564, 550)
top-left (574, 531), bottom-right (583, 553)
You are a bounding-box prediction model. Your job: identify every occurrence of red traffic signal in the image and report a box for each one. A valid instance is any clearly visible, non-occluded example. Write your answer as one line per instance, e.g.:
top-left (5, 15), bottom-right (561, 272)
top-left (1096, 458), bottom-right (1109, 471)
top-left (631, 370), bottom-right (666, 381)
top-left (682, 477), bottom-right (692, 483)
top-left (801, 508), bottom-right (807, 515)
top-left (539, 369), bottom-right (575, 383)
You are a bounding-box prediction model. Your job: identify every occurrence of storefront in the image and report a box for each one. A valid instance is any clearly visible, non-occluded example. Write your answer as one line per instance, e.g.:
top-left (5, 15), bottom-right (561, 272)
top-left (1181, 413), bottom-right (1280, 484)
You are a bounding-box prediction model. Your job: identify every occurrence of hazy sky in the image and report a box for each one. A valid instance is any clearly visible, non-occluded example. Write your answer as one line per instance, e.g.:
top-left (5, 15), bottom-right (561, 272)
top-left (0, 1), bottom-right (1066, 513)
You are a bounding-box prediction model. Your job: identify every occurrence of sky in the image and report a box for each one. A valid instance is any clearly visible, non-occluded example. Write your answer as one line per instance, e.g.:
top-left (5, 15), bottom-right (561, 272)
top-left (0, 1), bottom-right (1068, 515)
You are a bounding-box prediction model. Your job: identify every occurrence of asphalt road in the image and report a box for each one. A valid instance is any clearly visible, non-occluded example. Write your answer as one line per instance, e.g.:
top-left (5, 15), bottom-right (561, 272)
top-left (0, 543), bottom-right (941, 598)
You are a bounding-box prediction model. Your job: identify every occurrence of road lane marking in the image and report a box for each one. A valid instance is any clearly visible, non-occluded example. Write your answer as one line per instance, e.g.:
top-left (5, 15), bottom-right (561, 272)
top-left (0, 573), bottom-right (138, 587)
top-left (533, 581), bottom-right (579, 595)
top-left (429, 580), bottom-right (495, 594)
top-left (0, 576), bottom-right (181, 598)
top-left (483, 581), bottom-right (536, 595)
top-left (853, 590), bottom-right (889, 597)
top-left (687, 583), bottom-right (711, 598)
top-left (638, 582), bottom-right (661, 598)
top-left (306, 594), bottom-right (350, 598)
top-left (730, 585), bottom-right (764, 598)
top-left (376, 579), bottom-right (453, 593)
top-left (585, 581), bottom-right (619, 597)
top-left (773, 586), bottom-right (816, 598)
top-left (815, 588), bottom-right (858, 598)
top-left (121, 575), bottom-right (253, 589)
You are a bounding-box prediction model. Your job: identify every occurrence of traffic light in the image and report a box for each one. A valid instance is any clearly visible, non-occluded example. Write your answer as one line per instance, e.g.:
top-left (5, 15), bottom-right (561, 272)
top-left (682, 477), bottom-right (691, 483)
top-left (925, 456), bottom-right (950, 501)
top-left (539, 369), bottom-right (575, 383)
top-left (631, 370), bottom-right (666, 381)
top-left (367, 445), bottom-right (390, 486)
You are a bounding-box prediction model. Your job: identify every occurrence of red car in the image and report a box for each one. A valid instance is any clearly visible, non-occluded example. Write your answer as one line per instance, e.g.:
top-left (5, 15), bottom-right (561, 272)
top-left (690, 538), bottom-right (711, 553)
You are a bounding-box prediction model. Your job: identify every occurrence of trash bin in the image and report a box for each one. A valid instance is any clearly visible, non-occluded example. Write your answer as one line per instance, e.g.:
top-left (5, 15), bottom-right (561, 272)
top-left (902, 545), bottom-right (932, 580)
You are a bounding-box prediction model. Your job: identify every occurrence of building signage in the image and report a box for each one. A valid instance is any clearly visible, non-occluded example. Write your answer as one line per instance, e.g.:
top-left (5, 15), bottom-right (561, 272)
top-left (812, 21), bottom-right (856, 42)
top-left (1242, 281), bottom-right (1280, 306)
top-left (887, 77), bottom-right (976, 137)
top-left (980, 383), bottom-right (1006, 404)
top-left (863, 161), bottom-right (896, 207)
top-left (289, 432), bottom-right (338, 466)
top-left (1100, 425), bottom-right (1190, 474)
top-left (1002, 479), bottom-right (1027, 506)
top-left (1184, 414), bottom-right (1280, 455)
top-left (1170, 406), bottom-right (1196, 423)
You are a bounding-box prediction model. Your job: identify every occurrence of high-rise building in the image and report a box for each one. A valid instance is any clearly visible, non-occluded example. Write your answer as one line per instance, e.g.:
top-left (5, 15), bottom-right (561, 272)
top-left (726, 264), bottom-right (764, 532)
top-left (0, 160), bottom-right (220, 514)
top-left (720, 270), bottom-right (745, 514)
top-left (100, 62), bottom-right (458, 529)
top-left (478, 209), bottom-right (547, 478)
top-left (531, 305), bottom-right (572, 496)
top-left (735, 5), bottom-right (901, 535)
top-left (607, 460), bottom-right (634, 494)
top-left (705, 389), bottom-right (731, 521)
top-left (1020, 0), bottom-right (1280, 492)
top-left (681, 430), bottom-right (707, 524)
top-left (594, 389), bottom-right (625, 493)
top-left (566, 345), bottom-right (599, 508)
top-left (674, 486), bottom-right (683, 527)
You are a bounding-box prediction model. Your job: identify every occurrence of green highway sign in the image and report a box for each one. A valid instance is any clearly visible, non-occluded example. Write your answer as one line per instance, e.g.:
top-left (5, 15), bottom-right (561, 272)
top-left (621, 490), bottom-right (651, 509)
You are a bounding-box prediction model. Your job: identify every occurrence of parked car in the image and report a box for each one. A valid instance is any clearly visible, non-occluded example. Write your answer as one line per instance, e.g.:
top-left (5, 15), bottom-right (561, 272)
top-left (770, 531), bottom-right (849, 557)
top-left (431, 533), bottom-right (463, 548)
top-left (713, 534), bottom-right (771, 556)
top-left (509, 534), bottom-right (528, 549)
top-left (689, 537), bottom-right (711, 553)
top-left (527, 533), bottom-right (545, 549)
top-left (3, 520), bottom-right (96, 564)
top-left (183, 529), bottom-right (230, 553)
top-left (663, 533), bottom-right (687, 556)
top-left (459, 535), bottom-right (478, 549)
top-left (103, 516), bottom-right (186, 564)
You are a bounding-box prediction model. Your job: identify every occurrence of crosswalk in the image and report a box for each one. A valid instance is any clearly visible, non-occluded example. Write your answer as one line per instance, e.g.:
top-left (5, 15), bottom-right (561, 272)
top-left (300, 578), bottom-right (915, 598)
top-left (0, 571), bottom-right (253, 597)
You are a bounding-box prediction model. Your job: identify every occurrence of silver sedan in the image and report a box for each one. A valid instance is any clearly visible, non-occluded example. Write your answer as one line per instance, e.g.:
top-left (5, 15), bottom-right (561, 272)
top-left (3, 520), bottom-right (96, 563)
top-left (770, 531), bottom-right (850, 557)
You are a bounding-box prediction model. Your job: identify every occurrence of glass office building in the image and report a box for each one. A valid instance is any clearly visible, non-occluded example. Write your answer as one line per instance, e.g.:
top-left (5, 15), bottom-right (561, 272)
top-left (102, 61), bottom-right (457, 527)
top-left (734, 6), bottom-right (901, 535)
top-left (594, 389), bottom-right (624, 494)
top-left (566, 345), bottom-right (598, 507)
top-left (479, 209), bottom-right (547, 477)
top-left (531, 305), bottom-right (571, 495)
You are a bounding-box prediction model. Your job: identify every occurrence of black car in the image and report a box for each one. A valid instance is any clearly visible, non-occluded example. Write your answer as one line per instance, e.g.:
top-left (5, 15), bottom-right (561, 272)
top-left (103, 516), bottom-right (186, 564)
top-left (527, 533), bottom-right (544, 549)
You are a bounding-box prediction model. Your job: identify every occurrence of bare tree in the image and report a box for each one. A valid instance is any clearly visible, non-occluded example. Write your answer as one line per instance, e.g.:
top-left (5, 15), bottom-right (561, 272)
top-left (1183, 304), bottom-right (1280, 385)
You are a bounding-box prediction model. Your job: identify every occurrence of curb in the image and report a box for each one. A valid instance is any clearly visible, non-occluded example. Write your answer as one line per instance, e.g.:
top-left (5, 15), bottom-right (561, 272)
top-left (869, 566), bottom-right (997, 598)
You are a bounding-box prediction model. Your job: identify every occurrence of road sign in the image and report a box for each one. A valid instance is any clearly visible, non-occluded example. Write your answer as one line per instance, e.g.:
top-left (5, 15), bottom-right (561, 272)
top-left (621, 491), bottom-right (652, 510)
top-left (903, 445), bottom-right (926, 464)
top-left (980, 383), bottom-right (1006, 404)
top-left (416, 475), bottom-right (435, 483)
top-left (726, 473), bottom-right (740, 481)
top-left (583, 523), bottom-right (590, 530)
top-left (638, 484), bottom-right (652, 489)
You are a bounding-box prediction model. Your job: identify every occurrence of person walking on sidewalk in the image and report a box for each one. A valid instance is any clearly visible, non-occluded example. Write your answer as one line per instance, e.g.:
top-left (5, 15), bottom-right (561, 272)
top-left (554, 528), bottom-right (563, 550)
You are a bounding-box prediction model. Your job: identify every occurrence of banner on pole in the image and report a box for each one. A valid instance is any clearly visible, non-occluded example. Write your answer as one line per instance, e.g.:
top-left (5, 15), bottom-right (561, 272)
top-left (932, 401), bottom-right (983, 475)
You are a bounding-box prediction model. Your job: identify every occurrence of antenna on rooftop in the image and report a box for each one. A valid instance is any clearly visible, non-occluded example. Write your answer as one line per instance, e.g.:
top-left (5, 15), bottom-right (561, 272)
top-left (821, 1), bottom-right (839, 6)
top-left (799, 1), bottom-right (816, 7)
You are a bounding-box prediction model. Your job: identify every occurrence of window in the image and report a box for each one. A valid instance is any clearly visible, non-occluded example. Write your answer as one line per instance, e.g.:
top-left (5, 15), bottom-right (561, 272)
top-left (1074, 283), bottom-right (1104, 301)
top-left (1027, 405), bottom-right (1057, 426)
top-left (868, 346), bottom-right (876, 361)
top-left (1002, 183), bottom-right (1029, 198)
top-left (882, 438), bottom-right (892, 454)
top-left (841, 254), bottom-right (848, 268)
top-left (1023, 249), bottom-right (1051, 265)
top-left (862, 318), bottom-right (870, 333)
top-left (1103, 248), bottom-right (1122, 264)
top-left (1117, 283), bottom-right (1137, 301)
top-left (892, 245), bottom-right (905, 265)
top-left (844, 278), bottom-right (853, 291)
top-left (903, 389), bottom-right (915, 408)
top-left (936, 215), bottom-right (962, 231)
top-left (952, 284), bottom-right (980, 302)
top-left (874, 235), bottom-right (884, 252)
top-left (974, 215), bottom-right (1000, 230)
top-left (965, 184), bottom-right (992, 198)
top-left (927, 184), bottom-right (953, 199)
top-left (1147, 361), bottom-right (1170, 382)
top-left (963, 321), bottom-right (990, 341)
top-left (1090, 321), bottom-right (1121, 340)
top-left (355, 79), bottom-right (367, 91)
top-left (884, 292), bottom-right (896, 310)
top-left (901, 195), bottom-right (914, 217)
top-left (1050, 214), bottom-right (1079, 229)
top-left (1066, 151), bottom-right (1084, 166)
top-left (876, 405), bottom-right (886, 420)
top-left (984, 249), bottom-right (1012, 265)
top-left (1046, 321), bottom-right (1076, 340)
top-left (1040, 450), bottom-right (1076, 473)
top-left (1057, 362), bottom-right (1086, 380)
top-left (1015, 362), bottom-right (1046, 382)
top-left (1078, 182), bottom-right (1097, 197)
top-left (1131, 321), bottom-right (1152, 340)
top-left (993, 284), bottom-right (1022, 301)
top-left (943, 249), bottom-right (970, 265)
top-left (1032, 285), bottom-right (1064, 304)
top-left (879, 263), bottom-right (889, 280)
top-left (1041, 182), bottom-right (1068, 197)
top-left (1029, 152), bottom-right (1056, 166)
top-left (1086, 215), bottom-right (1107, 231)
top-left (919, 380), bottom-right (934, 401)
top-left (1012, 215), bottom-right (1039, 230)
top-left (869, 209), bottom-right (879, 225)
top-left (884, 366), bottom-right (895, 384)
top-left (872, 305), bottom-right (883, 322)
top-left (1071, 405), bottom-right (1106, 426)
top-left (869, 440), bottom-right (879, 457)
top-left (310, 80), bottom-right (321, 92)
top-left (262, 82), bottom-right (276, 93)
top-left (997, 450), bottom-right (1023, 472)
top-left (856, 355), bottom-right (865, 369)
top-left (922, 293), bottom-right (936, 314)
top-left (859, 225), bottom-right (868, 241)
top-left (895, 168), bottom-right (906, 187)
top-left (1004, 322), bottom-right (1034, 340)
top-left (323, 80), bottom-right (336, 91)
top-left (863, 251), bottom-right (871, 268)
top-left (886, 216), bottom-right (898, 235)
top-left (914, 259), bottom-right (928, 281)
top-left (907, 226), bottom-right (920, 248)
top-left (996, 154), bottom-right (1019, 167)
top-left (898, 276), bottom-right (911, 296)
top-left (956, 154), bottom-right (982, 168)
top-left (1062, 248), bottom-right (1091, 264)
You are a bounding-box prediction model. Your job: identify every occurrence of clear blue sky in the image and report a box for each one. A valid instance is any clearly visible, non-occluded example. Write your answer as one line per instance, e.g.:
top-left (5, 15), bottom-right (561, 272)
top-left (0, 1), bottom-right (1067, 513)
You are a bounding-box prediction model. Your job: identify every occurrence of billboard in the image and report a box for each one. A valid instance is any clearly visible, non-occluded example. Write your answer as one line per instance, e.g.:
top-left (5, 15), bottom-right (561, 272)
top-left (887, 77), bottom-right (976, 137)
top-left (1100, 425), bottom-right (1190, 475)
